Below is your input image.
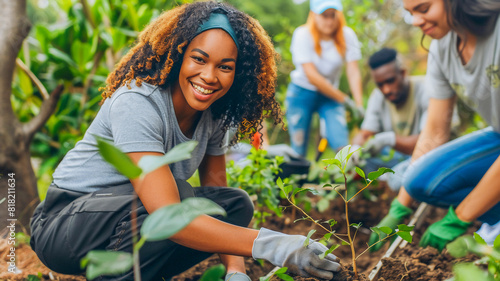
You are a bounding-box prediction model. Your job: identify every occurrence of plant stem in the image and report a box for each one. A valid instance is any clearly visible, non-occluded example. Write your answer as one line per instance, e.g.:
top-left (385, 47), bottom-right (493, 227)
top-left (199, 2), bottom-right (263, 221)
top-left (283, 194), bottom-right (349, 245)
top-left (355, 233), bottom-right (397, 259)
top-left (131, 195), bottom-right (142, 281)
top-left (347, 179), bottom-right (374, 203)
top-left (344, 175), bottom-right (358, 278)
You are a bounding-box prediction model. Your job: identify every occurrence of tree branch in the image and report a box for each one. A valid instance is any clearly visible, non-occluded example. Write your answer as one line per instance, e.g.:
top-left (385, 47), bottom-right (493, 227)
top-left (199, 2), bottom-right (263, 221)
top-left (16, 58), bottom-right (49, 100)
top-left (23, 85), bottom-right (64, 140)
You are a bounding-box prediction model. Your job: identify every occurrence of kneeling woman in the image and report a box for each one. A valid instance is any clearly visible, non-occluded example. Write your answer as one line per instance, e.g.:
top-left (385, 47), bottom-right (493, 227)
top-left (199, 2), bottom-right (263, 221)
top-left (29, 2), bottom-right (340, 281)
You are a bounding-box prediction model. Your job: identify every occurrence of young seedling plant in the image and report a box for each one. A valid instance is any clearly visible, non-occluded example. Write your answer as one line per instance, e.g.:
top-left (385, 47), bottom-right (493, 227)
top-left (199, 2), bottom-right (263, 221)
top-left (446, 233), bottom-right (500, 281)
top-left (226, 147), bottom-right (284, 228)
top-left (79, 139), bottom-right (227, 281)
top-left (277, 145), bottom-right (414, 279)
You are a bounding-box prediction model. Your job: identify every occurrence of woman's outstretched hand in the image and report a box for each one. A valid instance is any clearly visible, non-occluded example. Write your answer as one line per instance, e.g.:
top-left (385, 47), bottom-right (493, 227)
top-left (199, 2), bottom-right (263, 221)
top-left (252, 228), bottom-right (340, 279)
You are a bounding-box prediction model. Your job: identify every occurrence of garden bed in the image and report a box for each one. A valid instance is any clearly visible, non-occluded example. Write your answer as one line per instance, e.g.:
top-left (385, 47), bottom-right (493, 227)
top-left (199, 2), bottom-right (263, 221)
top-left (373, 205), bottom-right (482, 281)
top-left (174, 184), bottom-right (397, 281)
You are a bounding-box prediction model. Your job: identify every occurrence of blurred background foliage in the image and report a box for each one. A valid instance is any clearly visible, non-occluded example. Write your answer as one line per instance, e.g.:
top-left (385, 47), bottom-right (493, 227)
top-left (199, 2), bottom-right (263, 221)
top-left (14, 0), bottom-right (480, 200)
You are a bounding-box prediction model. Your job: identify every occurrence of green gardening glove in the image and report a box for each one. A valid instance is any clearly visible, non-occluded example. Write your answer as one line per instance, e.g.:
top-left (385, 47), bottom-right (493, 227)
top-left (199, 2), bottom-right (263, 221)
top-left (368, 198), bottom-right (413, 252)
top-left (419, 206), bottom-right (472, 252)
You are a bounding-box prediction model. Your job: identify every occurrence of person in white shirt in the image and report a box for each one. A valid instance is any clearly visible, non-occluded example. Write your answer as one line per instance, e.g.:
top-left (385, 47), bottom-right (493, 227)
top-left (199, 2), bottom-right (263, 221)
top-left (286, 0), bottom-right (363, 157)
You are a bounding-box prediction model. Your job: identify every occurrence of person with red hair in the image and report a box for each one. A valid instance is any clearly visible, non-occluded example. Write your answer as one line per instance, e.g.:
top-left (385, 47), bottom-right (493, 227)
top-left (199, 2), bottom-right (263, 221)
top-left (286, 0), bottom-right (364, 157)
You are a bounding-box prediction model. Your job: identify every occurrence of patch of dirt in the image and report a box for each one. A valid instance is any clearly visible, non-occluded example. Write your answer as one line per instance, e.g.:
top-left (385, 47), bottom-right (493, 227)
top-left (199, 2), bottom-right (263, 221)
top-left (0, 239), bottom-right (85, 281)
top-left (375, 206), bottom-right (482, 281)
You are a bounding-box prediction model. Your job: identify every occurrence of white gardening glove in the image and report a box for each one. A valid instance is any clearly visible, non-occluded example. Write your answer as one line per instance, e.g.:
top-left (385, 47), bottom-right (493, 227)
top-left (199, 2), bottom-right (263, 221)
top-left (266, 144), bottom-right (301, 162)
top-left (225, 272), bottom-right (251, 281)
top-left (252, 228), bottom-right (340, 279)
top-left (343, 97), bottom-right (364, 120)
top-left (364, 131), bottom-right (396, 155)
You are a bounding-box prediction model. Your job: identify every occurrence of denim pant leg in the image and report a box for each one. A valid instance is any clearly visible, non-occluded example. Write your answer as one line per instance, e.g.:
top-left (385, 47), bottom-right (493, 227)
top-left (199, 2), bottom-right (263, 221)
top-left (285, 83), bottom-right (319, 157)
top-left (103, 183), bottom-right (254, 281)
top-left (403, 127), bottom-right (500, 224)
top-left (317, 95), bottom-right (349, 151)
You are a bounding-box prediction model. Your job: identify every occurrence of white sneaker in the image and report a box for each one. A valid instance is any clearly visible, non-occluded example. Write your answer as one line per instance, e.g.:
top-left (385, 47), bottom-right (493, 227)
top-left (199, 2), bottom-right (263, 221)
top-left (475, 220), bottom-right (500, 246)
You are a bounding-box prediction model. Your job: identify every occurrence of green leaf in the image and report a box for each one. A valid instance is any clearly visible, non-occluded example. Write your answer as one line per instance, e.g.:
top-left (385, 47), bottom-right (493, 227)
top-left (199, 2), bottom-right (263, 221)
top-left (371, 227), bottom-right (382, 237)
top-left (473, 233), bottom-right (487, 245)
top-left (335, 145), bottom-right (351, 163)
top-left (138, 141), bottom-right (198, 175)
top-left (304, 229), bottom-right (316, 247)
top-left (494, 234), bottom-right (500, 249)
top-left (396, 231), bottom-right (413, 243)
top-left (397, 224), bottom-right (415, 232)
top-left (81, 251), bottom-right (133, 280)
top-left (141, 197), bottom-right (226, 241)
top-left (48, 47), bottom-right (78, 68)
top-left (367, 167), bottom-right (395, 181)
top-left (323, 233), bottom-right (333, 241)
top-left (96, 137), bottom-right (142, 179)
top-left (379, 226), bottom-right (393, 235)
top-left (355, 167), bottom-right (366, 180)
top-left (328, 219), bottom-right (337, 228)
top-left (200, 264), bottom-right (225, 281)
top-left (350, 223), bottom-right (362, 229)
top-left (453, 263), bottom-right (495, 281)
top-left (319, 244), bottom-right (340, 259)
top-left (323, 158), bottom-right (342, 170)
top-left (275, 267), bottom-right (288, 274)
top-left (26, 275), bottom-right (41, 281)
top-left (341, 241), bottom-right (350, 246)
top-left (18, 68), bottom-right (34, 97)
top-left (447, 236), bottom-right (474, 258)
top-left (276, 273), bottom-right (294, 281)
top-left (276, 177), bottom-right (284, 189)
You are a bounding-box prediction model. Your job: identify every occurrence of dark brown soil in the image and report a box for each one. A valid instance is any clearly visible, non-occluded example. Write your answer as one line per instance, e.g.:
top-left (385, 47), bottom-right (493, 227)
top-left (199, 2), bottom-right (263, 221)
top-left (293, 265), bottom-right (368, 281)
top-left (375, 206), bottom-right (482, 281)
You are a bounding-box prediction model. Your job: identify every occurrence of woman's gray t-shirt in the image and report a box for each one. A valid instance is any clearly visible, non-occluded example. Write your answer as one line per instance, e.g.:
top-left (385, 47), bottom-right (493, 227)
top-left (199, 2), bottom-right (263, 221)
top-left (426, 17), bottom-right (500, 132)
top-left (52, 82), bottom-right (226, 193)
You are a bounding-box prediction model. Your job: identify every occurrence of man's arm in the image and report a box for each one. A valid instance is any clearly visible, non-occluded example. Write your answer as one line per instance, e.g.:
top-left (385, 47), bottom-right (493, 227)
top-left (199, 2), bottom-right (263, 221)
top-left (352, 129), bottom-right (375, 146)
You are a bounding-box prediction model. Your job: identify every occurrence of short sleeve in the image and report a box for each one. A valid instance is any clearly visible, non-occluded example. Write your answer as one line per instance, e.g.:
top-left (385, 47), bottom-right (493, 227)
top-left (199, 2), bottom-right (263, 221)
top-left (343, 27), bottom-right (361, 62)
top-left (361, 89), bottom-right (383, 132)
top-left (205, 120), bottom-right (227, 156)
top-left (290, 27), bottom-right (315, 65)
top-left (108, 92), bottom-right (165, 153)
top-left (426, 41), bottom-right (455, 99)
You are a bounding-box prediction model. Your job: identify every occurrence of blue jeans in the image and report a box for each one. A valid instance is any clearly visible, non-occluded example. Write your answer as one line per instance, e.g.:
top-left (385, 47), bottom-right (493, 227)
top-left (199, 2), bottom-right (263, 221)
top-left (285, 83), bottom-right (348, 156)
top-left (403, 127), bottom-right (500, 225)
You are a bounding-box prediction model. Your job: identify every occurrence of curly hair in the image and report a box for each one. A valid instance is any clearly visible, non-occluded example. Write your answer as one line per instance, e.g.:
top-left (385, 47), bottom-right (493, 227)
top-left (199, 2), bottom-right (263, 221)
top-left (100, 1), bottom-right (283, 145)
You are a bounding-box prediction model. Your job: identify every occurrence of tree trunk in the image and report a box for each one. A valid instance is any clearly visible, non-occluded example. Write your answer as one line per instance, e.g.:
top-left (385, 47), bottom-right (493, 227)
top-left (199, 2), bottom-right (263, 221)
top-left (0, 0), bottom-right (63, 231)
top-left (0, 0), bottom-right (33, 230)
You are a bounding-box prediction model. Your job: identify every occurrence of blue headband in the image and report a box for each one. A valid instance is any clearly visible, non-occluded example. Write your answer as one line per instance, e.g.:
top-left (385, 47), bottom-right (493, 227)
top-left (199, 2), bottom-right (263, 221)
top-left (196, 8), bottom-right (240, 50)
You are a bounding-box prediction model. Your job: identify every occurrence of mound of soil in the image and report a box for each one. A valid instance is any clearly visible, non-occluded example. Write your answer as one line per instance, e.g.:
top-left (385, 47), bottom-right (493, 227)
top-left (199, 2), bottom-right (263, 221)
top-left (375, 206), bottom-right (482, 281)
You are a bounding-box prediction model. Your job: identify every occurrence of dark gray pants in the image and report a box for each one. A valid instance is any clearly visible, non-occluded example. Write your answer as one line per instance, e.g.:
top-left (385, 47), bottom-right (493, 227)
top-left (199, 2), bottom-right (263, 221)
top-left (30, 180), bottom-right (254, 281)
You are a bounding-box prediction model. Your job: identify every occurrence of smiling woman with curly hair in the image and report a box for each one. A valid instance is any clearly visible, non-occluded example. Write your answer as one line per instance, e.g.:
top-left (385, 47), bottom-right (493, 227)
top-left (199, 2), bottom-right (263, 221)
top-left (101, 1), bottom-right (282, 143)
top-left (29, 2), bottom-right (341, 281)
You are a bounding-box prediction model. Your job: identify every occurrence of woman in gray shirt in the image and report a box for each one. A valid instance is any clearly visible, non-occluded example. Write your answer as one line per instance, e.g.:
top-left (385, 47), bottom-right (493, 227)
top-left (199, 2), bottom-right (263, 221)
top-left (370, 0), bottom-right (500, 252)
top-left (29, 2), bottom-right (341, 280)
